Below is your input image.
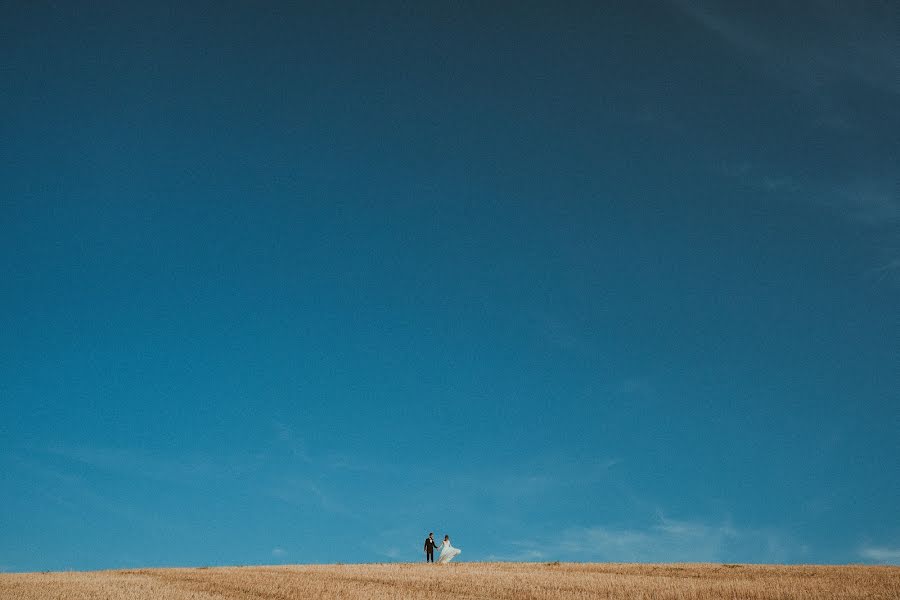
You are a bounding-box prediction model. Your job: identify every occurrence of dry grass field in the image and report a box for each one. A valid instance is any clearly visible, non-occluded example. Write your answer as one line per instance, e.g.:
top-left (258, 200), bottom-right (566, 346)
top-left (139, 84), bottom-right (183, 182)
top-left (2, 562), bottom-right (899, 600)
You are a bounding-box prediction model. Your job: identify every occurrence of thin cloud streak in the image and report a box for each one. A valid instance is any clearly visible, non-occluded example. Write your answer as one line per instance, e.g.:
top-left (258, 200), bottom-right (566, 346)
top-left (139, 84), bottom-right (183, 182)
top-left (860, 545), bottom-right (900, 564)
top-left (45, 445), bottom-right (249, 483)
top-left (670, 0), bottom-right (900, 95)
top-left (265, 477), bottom-right (362, 521)
top-left (868, 257), bottom-right (900, 283)
top-left (834, 180), bottom-right (900, 226)
top-left (506, 515), bottom-right (805, 564)
top-left (719, 161), bottom-right (900, 278)
top-left (272, 421), bottom-right (314, 464)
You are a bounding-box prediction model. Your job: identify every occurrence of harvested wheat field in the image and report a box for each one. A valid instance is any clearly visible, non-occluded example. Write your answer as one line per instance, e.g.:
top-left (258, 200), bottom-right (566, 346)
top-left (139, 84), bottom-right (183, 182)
top-left (2, 562), bottom-right (899, 600)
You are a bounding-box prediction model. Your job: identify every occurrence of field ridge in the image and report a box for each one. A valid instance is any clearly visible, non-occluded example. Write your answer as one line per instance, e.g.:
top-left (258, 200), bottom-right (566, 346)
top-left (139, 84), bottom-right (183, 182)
top-left (2, 562), bottom-right (899, 599)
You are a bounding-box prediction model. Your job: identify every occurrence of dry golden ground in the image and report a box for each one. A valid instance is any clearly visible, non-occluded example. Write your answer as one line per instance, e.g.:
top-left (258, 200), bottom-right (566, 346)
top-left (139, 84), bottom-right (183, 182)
top-left (2, 562), bottom-right (899, 600)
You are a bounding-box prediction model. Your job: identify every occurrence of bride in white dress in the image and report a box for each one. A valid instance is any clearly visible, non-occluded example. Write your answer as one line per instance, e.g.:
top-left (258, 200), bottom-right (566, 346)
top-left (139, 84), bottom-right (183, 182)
top-left (436, 535), bottom-right (461, 563)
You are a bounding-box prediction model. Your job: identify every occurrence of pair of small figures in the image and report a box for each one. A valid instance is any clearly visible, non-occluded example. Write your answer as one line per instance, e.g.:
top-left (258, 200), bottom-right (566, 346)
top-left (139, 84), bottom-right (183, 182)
top-left (423, 532), bottom-right (461, 563)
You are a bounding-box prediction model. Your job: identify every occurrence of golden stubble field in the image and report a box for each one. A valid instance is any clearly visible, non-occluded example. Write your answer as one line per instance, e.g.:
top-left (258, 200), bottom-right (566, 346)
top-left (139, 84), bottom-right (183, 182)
top-left (2, 562), bottom-right (899, 600)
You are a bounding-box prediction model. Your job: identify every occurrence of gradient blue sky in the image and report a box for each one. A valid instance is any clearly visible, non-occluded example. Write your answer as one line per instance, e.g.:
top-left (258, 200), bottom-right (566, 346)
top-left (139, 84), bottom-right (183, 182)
top-left (2, 1), bottom-right (899, 572)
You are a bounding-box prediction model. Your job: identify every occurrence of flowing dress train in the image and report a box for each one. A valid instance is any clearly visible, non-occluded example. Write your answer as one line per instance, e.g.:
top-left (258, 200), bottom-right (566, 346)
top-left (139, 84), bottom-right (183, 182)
top-left (437, 540), bottom-right (461, 563)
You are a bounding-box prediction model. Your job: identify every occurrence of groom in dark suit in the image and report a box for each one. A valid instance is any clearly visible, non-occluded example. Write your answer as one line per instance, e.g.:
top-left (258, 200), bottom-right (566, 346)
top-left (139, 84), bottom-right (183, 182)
top-left (424, 532), bottom-right (437, 562)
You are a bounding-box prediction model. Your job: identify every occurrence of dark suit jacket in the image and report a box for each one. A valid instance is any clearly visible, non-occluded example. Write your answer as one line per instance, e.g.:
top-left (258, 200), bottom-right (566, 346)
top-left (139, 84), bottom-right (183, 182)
top-left (424, 537), bottom-right (438, 551)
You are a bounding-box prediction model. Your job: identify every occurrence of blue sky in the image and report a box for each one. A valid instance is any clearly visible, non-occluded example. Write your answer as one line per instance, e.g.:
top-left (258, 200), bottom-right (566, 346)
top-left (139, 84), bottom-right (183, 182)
top-left (1, 1), bottom-right (898, 571)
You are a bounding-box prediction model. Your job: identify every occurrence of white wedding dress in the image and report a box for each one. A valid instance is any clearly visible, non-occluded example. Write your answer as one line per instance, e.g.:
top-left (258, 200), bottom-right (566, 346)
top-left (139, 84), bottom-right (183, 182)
top-left (437, 539), bottom-right (461, 563)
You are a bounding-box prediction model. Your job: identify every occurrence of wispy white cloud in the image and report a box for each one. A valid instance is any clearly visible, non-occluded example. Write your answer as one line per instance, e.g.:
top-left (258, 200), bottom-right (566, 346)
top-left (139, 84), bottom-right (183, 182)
top-left (378, 547), bottom-right (401, 560)
top-left (45, 444), bottom-right (258, 483)
top-left (723, 162), bottom-right (898, 220)
top-left (833, 180), bottom-right (900, 226)
top-left (719, 161), bottom-right (801, 195)
top-left (6, 454), bottom-right (172, 532)
top-left (859, 545), bottom-right (900, 564)
top-left (760, 176), bottom-right (800, 194)
top-left (508, 514), bottom-right (804, 563)
top-left (444, 455), bottom-right (622, 513)
top-left (271, 421), bottom-right (387, 473)
top-left (868, 257), bottom-right (900, 283)
top-left (271, 421), bottom-right (313, 463)
top-left (31, 440), bottom-right (366, 537)
top-left (537, 313), bottom-right (580, 351)
top-left (559, 517), bottom-right (736, 562)
top-left (485, 548), bottom-right (547, 562)
top-left (670, 0), bottom-right (900, 96)
top-left (265, 477), bottom-right (360, 520)
top-left (271, 547), bottom-right (286, 558)
top-left (677, 4), bottom-right (900, 281)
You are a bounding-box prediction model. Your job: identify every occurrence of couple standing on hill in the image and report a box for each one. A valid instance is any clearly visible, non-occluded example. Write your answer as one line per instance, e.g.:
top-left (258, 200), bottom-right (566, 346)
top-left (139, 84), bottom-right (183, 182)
top-left (424, 532), bottom-right (461, 563)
